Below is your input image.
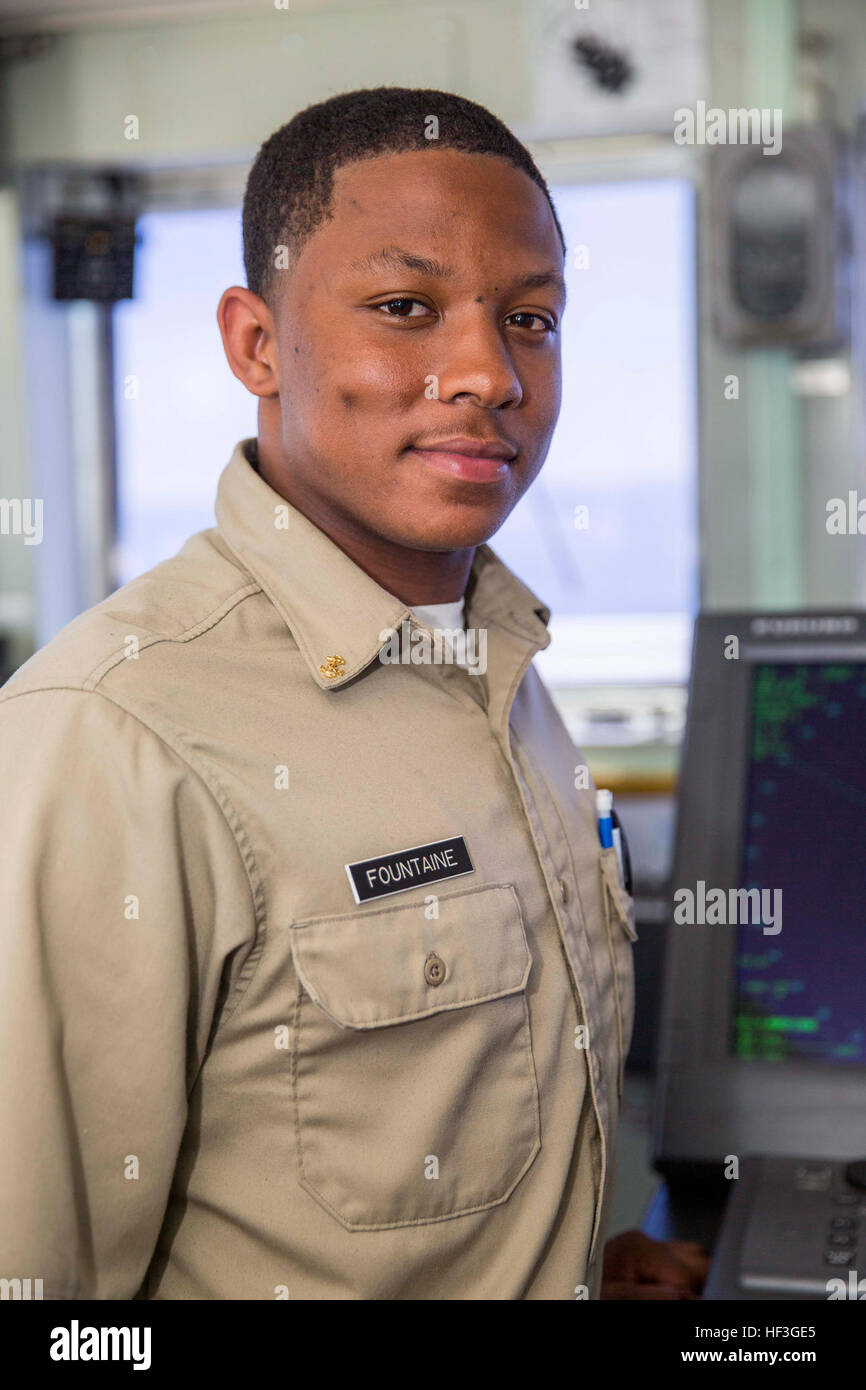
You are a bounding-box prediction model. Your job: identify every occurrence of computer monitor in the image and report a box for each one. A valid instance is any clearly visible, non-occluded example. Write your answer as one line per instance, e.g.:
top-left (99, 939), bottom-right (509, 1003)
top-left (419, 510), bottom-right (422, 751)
top-left (653, 611), bottom-right (866, 1175)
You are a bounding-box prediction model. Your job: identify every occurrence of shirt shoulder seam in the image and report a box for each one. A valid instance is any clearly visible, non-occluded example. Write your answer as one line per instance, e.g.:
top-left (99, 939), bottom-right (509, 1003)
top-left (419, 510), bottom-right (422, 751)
top-left (80, 579), bottom-right (262, 691)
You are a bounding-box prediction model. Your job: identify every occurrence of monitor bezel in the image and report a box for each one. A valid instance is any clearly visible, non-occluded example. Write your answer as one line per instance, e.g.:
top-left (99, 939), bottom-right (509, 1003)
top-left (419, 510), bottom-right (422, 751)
top-left (653, 609), bottom-right (866, 1170)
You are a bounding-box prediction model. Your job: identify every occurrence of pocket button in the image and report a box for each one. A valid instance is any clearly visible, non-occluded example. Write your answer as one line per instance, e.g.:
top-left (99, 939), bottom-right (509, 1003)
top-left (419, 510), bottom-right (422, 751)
top-left (424, 952), bottom-right (447, 986)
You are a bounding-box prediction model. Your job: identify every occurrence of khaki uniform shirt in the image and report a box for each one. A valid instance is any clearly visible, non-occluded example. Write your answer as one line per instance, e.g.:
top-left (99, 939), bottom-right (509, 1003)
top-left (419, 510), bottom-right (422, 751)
top-left (0, 438), bottom-right (637, 1300)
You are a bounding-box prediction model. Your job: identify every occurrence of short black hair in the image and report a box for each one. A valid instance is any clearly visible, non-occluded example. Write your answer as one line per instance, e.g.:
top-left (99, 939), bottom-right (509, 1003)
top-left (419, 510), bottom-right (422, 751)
top-left (242, 85), bottom-right (566, 306)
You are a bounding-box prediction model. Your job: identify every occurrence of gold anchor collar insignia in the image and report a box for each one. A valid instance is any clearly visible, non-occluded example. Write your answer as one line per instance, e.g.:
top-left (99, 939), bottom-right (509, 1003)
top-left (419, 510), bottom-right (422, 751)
top-left (319, 654), bottom-right (346, 681)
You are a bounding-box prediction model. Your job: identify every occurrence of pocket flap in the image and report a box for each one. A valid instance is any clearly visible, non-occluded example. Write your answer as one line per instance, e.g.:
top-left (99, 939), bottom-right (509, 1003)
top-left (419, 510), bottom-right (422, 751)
top-left (290, 881), bottom-right (531, 1029)
top-left (600, 846), bottom-right (639, 941)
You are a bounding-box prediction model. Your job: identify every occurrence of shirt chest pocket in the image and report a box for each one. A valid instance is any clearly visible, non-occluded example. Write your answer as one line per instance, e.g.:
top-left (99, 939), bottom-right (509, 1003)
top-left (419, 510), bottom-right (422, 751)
top-left (288, 881), bottom-right (541, 1231)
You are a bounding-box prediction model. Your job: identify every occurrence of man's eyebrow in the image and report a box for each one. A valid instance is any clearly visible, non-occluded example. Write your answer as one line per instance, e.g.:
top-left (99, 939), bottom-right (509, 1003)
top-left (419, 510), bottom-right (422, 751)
top-left (348, 246), bottom-right (455, 279)
top-left (349, 245), bottom-right (567, 303)
top-left (515, 268), bottom-right (567, 304)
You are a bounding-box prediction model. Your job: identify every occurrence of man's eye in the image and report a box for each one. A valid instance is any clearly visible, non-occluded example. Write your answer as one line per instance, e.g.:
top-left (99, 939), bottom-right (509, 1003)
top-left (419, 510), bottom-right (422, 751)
top-left (507, 311), bottom-right (556, 333)
top-left (376, 298), bottom-right (431, 318)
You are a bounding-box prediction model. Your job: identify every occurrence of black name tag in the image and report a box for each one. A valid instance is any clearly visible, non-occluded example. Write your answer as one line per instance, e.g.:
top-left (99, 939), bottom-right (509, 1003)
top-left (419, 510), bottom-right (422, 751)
top-left (345, 836), bottom-right (474, 904)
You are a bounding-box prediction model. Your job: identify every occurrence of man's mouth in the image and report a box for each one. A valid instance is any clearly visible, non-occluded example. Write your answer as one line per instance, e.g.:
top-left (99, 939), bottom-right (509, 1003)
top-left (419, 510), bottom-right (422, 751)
top-left (408, 435), bottom-right (517, 484)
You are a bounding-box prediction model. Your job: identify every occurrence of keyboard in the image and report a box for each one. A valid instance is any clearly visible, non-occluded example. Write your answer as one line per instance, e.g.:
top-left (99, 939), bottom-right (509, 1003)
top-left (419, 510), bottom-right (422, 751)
top-left (703, 1155), bottom-right (866, 1299)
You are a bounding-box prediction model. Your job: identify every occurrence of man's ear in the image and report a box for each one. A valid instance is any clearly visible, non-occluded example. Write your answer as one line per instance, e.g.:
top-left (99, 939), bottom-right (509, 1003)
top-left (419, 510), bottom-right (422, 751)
top-left (216, 286), bottom-right (279, 398)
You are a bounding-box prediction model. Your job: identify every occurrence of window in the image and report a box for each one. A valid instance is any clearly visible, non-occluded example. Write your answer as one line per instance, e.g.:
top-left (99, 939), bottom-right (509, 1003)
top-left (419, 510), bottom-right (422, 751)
top-left (113, 207), bottom-right (255, 586)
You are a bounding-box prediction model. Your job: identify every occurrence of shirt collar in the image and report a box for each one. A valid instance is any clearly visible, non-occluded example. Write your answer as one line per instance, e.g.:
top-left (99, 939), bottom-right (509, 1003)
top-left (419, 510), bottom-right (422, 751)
top-left (214, 438), bottom-right (551, 691)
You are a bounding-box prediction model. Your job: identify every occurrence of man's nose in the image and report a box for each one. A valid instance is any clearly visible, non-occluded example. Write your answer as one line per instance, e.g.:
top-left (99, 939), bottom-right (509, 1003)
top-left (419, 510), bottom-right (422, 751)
top-left (432, 317), bottom-right (524, 410)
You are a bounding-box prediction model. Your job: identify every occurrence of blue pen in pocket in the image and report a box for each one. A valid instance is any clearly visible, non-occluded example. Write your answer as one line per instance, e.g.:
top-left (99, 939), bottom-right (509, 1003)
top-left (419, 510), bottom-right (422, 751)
top-left (597, 788), bottom-right (626, 887)
top-left (596, 788), bottom-right (614, 848)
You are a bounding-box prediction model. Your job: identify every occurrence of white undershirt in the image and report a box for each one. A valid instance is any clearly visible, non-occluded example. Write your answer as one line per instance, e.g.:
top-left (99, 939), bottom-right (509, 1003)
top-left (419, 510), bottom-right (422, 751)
top-left (407, 597), bottom-right (469, 668)
top-left (409, 598), bottom-right (466, 631)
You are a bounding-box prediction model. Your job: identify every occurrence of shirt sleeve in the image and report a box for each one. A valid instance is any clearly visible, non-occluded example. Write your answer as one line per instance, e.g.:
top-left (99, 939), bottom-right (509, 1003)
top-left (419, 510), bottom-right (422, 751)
top-left (0, 686), bottom-right (261, 1299)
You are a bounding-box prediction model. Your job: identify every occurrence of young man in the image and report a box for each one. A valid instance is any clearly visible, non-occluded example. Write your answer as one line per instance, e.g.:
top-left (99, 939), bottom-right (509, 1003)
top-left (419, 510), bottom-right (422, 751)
top-left (0, 87), bottom-right (707, 1300)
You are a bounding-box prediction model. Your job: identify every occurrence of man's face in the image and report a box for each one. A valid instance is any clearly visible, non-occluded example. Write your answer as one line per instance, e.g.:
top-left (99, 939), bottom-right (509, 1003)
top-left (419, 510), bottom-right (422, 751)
top-left (265, 146), bottom-right (565, 551)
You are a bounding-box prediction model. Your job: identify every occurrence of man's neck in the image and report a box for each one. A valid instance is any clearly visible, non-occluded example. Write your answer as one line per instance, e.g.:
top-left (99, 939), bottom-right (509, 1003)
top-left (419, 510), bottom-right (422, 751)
top-left (249, 437), bottom-right (474, 606)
